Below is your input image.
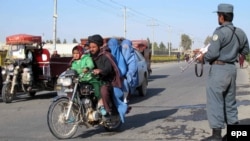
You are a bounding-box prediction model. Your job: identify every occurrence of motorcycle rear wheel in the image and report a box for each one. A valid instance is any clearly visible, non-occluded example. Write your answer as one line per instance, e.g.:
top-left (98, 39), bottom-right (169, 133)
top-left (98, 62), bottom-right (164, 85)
top-left (2, 83), bottom-right (16, 103)
top-left (104, 114), bottom-right (122, 132)
top-left (47, 98), bottom-right (79, 139)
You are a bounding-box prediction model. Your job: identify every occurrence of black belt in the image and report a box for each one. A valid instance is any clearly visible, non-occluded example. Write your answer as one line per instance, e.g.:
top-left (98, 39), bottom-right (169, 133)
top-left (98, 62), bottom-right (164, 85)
top-left (212, 60), bottom-right (234, 65)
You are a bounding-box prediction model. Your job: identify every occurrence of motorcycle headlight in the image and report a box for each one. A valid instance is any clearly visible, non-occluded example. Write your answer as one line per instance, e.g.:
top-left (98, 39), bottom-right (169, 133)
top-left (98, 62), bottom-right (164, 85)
top-left (1, 68), bottom-right (6, 75)
top-left (60, 77), bottom-right (72, 86)
top-left (7, 64), bottom-right (14, 71)
top-left (57, 77), bottom-right (63, 85)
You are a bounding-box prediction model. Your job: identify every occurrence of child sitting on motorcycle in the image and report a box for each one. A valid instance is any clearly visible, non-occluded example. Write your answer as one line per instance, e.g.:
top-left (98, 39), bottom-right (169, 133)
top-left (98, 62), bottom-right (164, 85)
top-left (71, 45), bottom-right (94, 74)
top-left (70, 46), bottom-right (102, 100)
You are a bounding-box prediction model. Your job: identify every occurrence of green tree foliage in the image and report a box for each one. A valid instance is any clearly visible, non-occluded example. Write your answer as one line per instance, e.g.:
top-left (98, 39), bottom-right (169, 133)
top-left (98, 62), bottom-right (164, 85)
top-left (56, 38), bottom-right (61, 44)
top-left (204, 36), bottom-right (212, 46)
top-left (72, 38), bottom-right (78, 43)
top-left (63, 39), bottom-right (67, 44)
top-left (153, 42), bottom-right (158, 51)
top-left (181, 34), bottom-right (192, 51)
top-left (159, 42), bottom-right (166, 49)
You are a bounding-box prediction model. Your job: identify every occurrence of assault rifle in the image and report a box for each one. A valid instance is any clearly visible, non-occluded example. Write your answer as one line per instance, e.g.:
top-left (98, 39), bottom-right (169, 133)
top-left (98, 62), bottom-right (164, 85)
top-left (180, 44), bottom-right (210, 77)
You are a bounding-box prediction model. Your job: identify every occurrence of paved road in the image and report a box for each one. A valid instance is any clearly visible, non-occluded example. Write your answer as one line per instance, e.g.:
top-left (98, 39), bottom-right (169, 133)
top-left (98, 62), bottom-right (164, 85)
top-left (1, 62), bottom-right (250, 141)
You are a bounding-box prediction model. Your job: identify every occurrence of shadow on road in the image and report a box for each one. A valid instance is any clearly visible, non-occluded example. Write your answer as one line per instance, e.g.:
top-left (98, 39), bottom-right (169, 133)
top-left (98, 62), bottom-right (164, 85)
top-left (148, 74), bottom-right (169, 82)
top-left (0, 91), bottom-right (57, 103)
top-left (123, 108), bottom-right (178, 130)
top-left (75, 108), bottom-right (178, 139)
top-left (128, 87), bottom-right (165, 104)
top-left (236, 84), bottom-right (250, 89)
top-left (236, 90), bottom-right (250, 96)
top-left (239, 118), bottom-right (250, 125)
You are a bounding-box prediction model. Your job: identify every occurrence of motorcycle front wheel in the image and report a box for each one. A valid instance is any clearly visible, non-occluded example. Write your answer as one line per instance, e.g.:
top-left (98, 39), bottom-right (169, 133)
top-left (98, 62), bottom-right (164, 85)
top-left (47, 98), bottom-right (79, 139)
top-left (2, 83), bottom-right (16, 103)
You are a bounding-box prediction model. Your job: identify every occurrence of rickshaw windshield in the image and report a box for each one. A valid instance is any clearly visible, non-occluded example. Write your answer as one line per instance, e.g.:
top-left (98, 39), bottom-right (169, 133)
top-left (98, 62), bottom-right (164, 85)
top-left (7, 45), bottom-right (26, 59)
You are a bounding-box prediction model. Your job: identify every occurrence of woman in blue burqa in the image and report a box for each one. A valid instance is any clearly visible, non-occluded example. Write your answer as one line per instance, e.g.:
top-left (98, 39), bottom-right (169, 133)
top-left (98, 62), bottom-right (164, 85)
top-left (120, 39), bottom-right (139, 103)
top-left (107, 38), bottom-right (130, 123)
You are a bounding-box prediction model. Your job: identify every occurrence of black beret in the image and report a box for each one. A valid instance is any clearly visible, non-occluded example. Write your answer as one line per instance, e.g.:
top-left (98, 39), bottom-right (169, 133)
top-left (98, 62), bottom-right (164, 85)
top-left (88, 34), bottom-right (104, 47)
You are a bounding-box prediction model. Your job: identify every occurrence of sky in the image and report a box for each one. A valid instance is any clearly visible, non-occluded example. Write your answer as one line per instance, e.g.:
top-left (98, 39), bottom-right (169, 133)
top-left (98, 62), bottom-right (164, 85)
top-left (0, 0), bottom-right (249, 49)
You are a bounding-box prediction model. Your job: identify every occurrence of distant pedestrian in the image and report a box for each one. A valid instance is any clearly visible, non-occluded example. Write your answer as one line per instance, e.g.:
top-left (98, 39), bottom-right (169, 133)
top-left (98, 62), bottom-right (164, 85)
top-left (51, 50), bottom-right (60, 58)
top-left (239, 54), bottom-right (245, 68)
top-left (184, 54), bottom-right (189, 62)
top-left (197, 3), bottom-right (249, 141)
top-left (176, 52), bottom-right (181, 63)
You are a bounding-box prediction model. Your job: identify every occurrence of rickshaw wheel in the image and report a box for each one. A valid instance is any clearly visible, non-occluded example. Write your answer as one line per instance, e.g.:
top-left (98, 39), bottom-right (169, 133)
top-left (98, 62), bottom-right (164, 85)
top-left (2, 83), bottom-right (16, 103)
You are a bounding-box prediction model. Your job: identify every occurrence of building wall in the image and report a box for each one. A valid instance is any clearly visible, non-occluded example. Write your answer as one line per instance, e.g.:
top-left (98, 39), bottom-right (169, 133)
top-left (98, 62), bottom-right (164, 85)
top-left (43, 43), bottom-right (78, 57)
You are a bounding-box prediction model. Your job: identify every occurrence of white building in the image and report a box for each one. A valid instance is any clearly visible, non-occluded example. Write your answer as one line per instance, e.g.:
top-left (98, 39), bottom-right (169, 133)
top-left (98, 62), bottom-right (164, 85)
top-left (43, 43), bottom-right (78, 57)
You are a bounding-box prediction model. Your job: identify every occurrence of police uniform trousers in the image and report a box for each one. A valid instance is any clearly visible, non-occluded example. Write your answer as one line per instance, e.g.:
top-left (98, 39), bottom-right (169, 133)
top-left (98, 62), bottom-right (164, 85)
top-left (206, 63), bottom-right (238, 129)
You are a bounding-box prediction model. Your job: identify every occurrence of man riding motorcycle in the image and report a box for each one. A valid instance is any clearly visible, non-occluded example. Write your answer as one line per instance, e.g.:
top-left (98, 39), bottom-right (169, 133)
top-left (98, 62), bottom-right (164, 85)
top-left (88, 34), bottom-right (127, 120)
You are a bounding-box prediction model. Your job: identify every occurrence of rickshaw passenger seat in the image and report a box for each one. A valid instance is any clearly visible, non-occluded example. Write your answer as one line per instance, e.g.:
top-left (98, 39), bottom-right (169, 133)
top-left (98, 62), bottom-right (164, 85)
top-left (34, 49), bottom-right (50, 62)
top-left (34, 49), bottom-right (51, 79)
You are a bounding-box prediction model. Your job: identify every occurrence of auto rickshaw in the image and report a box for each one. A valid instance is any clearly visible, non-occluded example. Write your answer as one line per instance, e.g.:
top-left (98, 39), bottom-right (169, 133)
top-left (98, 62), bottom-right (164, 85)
top-left (1, 34), bottom-right (71, 103)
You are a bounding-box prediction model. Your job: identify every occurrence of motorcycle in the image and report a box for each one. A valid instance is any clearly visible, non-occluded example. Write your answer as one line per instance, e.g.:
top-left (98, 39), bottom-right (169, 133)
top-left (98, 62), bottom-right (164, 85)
top-left (1, 44), bottom-right (37, 103)
top-left (47, 69), bottom-right (122, 139)
top-left (1, 34), bottom-right (72, 103)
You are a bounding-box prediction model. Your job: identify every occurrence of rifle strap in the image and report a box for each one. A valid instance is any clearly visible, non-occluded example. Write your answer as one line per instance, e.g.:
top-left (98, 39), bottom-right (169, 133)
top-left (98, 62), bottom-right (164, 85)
top-left (195, 63), bottom-right (203, 77)
top-left (197, 26), bottom-right (238, 76)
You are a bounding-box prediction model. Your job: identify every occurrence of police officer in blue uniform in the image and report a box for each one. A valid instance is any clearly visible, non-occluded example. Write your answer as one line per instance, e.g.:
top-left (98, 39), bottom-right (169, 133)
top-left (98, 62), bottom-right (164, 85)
top-left (197, 3), bottom-right (249, 141)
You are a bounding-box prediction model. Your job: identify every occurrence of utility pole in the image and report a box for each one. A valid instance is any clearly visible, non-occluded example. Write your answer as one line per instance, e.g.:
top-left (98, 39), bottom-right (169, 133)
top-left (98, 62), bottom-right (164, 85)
top-left (191, 36), bottom-right (194, 50)
top-left (53, 0), bottom-right (58, 51)
top-left (168, 26), bottom-right (172, 56)
top-left (148, 19), bottom-right (158, 56)
top-left (123, 6), bottom-right (127, 38)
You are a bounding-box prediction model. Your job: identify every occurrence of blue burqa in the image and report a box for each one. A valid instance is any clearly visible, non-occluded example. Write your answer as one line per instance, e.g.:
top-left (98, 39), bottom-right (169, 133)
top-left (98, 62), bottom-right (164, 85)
top-left (107, 38), bottom-right (128, 123)
top-left (107, 38), bottom-right (127, 77)
top-left (121, 39), bottom-right (139, 94)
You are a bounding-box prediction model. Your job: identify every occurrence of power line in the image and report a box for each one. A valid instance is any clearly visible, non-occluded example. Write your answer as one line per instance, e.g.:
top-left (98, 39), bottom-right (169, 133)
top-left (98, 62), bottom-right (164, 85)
top-left (97, 0), bottom-right (121, 10)
top-left (75, 0), bottom-right (204, 47)
top-left (109, 1), bottom-right (204, 46)
top-left (77, 0), bottom-right (121, 17)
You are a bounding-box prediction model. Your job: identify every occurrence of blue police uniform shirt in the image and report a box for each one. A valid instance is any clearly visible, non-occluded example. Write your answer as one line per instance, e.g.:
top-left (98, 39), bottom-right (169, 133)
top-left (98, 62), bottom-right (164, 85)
top-left (205, 22), bottom-right (249, 64)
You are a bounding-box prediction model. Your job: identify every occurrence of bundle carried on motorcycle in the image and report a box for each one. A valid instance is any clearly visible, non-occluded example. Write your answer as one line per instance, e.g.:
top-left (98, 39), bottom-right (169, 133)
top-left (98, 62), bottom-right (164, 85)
top-left (132, 40), bottom-right (148, 52)
top-left (6, 34), bottom-right (42, 45)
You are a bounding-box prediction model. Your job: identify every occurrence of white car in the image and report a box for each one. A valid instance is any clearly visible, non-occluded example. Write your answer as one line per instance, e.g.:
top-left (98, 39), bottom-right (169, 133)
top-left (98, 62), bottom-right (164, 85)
top-left (134, 50), bottom-right (149, 96)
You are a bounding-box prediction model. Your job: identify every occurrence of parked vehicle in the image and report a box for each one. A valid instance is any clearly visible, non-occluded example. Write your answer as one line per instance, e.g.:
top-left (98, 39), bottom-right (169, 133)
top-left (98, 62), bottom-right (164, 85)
top-left (47, 69), bottom-right (121, 139)
top-left (132, 40), bottom-right (152, 74)
top-left (1, 34), bottom-right (71, 103)
top-left (134, 49), bottom-right (149, 96)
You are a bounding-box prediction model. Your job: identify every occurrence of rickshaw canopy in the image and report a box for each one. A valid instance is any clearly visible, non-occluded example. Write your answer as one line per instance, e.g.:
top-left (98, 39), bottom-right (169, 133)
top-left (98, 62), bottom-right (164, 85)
top-left (6, 34), bottom-right (42, 45)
